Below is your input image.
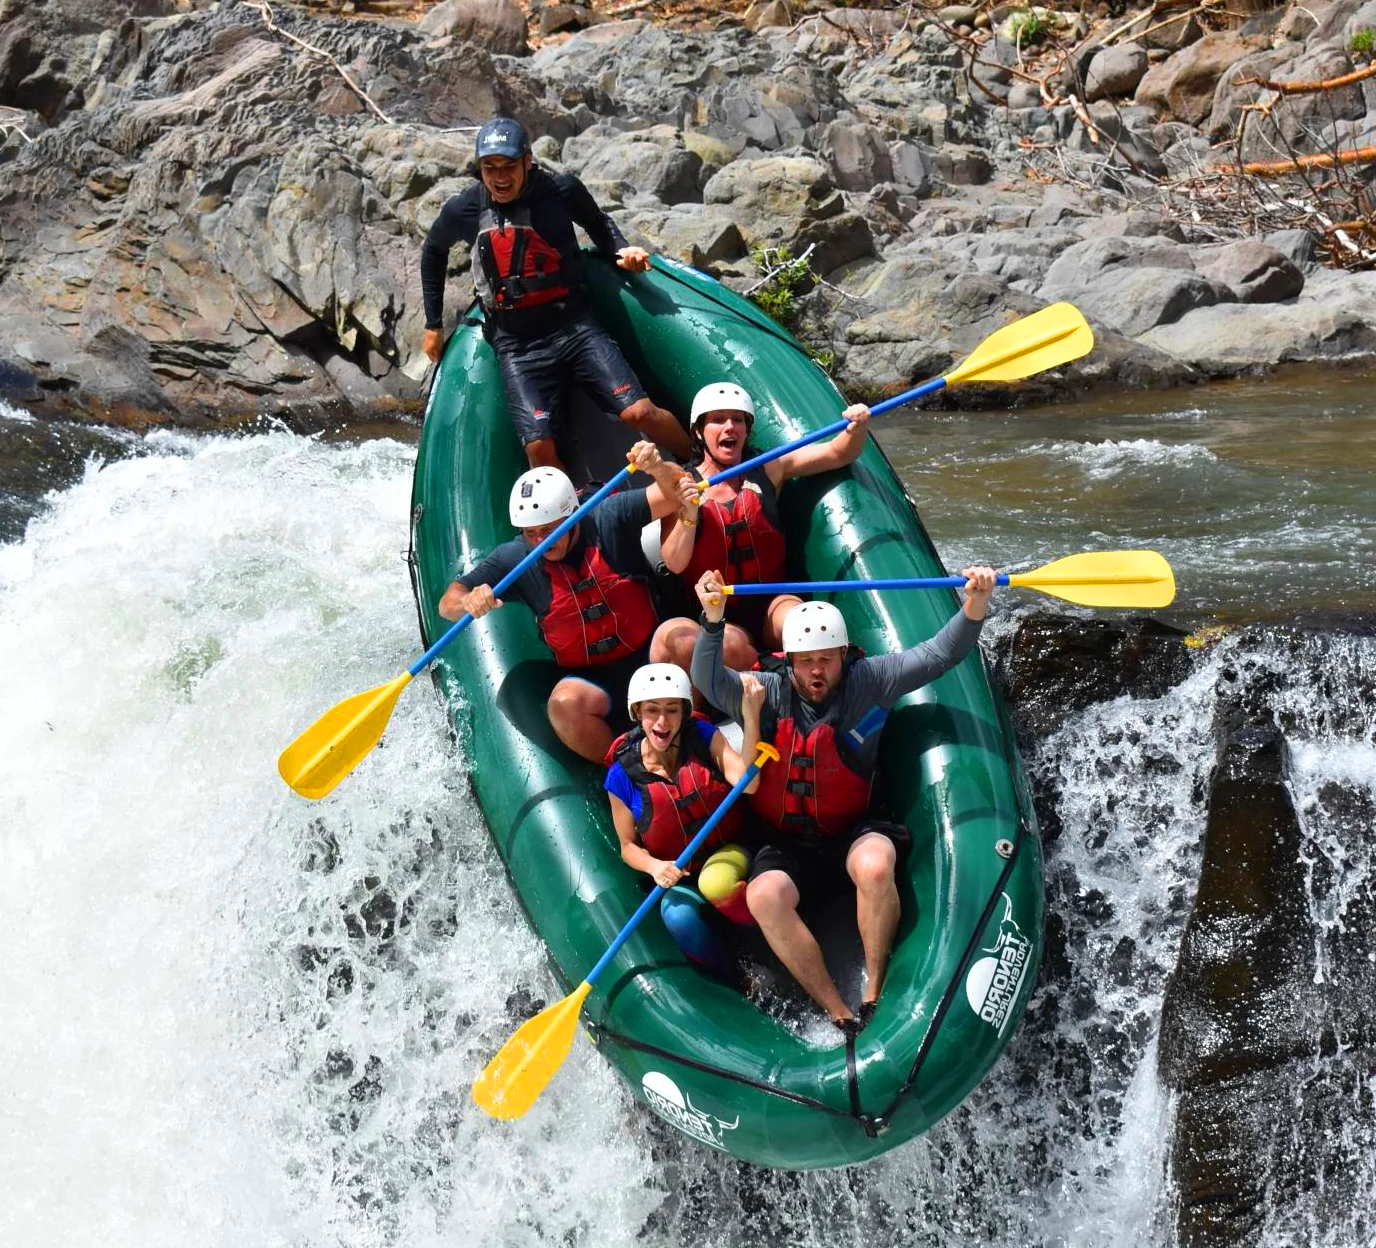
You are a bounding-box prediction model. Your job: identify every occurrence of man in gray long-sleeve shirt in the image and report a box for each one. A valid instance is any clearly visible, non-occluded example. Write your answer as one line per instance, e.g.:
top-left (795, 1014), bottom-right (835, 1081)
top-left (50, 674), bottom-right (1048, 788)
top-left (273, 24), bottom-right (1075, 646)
top-left (689, 566), bottom-right (997, 1030)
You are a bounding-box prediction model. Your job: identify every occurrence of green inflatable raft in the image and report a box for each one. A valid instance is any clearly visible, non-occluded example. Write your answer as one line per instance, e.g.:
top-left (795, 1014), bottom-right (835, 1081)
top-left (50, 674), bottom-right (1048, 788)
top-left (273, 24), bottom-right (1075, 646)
top-left (408, 255), bottom-right (1044, 1170)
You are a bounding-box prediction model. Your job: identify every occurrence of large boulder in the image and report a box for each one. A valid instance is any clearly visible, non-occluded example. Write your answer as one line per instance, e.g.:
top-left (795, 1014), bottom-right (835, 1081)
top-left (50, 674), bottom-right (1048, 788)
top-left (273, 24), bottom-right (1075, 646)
top-left (1084, 42), bottom-right (1149, 101)
top-left (1192, 240), bottom-right (1304, 303)
top-left (419, 0), bottom-right (529, 57)
top-left (1041, 233), bottom-right (1197, 290)
top-left (812, 120), bottom-right (893, 192)
top-left (561, 124), bottom-right (703, 205)
top-left (1135, 32), bottom-right (1272, 124)
top-left (1141, 274), bottom-right (1376, 368)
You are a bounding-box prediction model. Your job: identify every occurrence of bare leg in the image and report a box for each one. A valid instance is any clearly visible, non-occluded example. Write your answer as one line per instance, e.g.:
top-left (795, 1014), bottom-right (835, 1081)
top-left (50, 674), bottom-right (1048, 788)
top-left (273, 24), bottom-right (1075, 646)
top-left (525, 437), bottom-right (564, 470)
top-left (649, 617), bottom-right (758, 676)
top-left (619, 397), bottom-right (692, 460)
top-left (546, 678), bottom-right (614, 763)
top-left (847, 832), bottom-right (900, 1004)
top-left (746, 871), bottom-right (852, 1021)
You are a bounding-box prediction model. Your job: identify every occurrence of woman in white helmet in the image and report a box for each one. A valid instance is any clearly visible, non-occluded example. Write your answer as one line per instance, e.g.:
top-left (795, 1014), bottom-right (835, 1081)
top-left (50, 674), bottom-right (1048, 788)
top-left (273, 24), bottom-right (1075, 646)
top-left (688, 565), bottom-right (998, 1031)
top-left (650, 380), bottom-right (873, 676)
top-left (604, 662), bottom-right (767, 978)
top-left (436, 441), bottom-right (699, 762)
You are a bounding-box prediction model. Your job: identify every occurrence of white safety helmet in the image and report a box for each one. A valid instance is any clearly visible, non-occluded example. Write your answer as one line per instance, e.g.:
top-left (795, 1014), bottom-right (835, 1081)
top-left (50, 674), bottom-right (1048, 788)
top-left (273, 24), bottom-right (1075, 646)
top-left (626, 663), bottom-right (693, 717)
top-left (509, 467), bottom-right (578, 528)
top-left (781, 601), bottom-right (849, 653)
top-left (690, 382), bottom-right (755, 429)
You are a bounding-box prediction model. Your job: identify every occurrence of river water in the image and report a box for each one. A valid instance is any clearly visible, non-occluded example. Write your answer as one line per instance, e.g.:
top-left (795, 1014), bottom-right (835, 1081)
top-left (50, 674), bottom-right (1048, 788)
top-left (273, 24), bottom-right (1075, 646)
top-left (1, 374), bottom-right (1373, 1248)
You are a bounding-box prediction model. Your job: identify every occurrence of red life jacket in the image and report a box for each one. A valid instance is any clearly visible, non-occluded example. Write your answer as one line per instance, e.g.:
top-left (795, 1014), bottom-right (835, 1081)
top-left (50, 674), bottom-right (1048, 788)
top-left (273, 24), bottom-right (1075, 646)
top-left (606, 715), bottom-right (742, 864)
top-left (539, 540), bottom-right (658, 667)
top-left (675, 466), bottom-right (787, 590)
top-left (750, 653), bottom-right (873, 837)
top-left (472, 195), bottom-right (571, 318)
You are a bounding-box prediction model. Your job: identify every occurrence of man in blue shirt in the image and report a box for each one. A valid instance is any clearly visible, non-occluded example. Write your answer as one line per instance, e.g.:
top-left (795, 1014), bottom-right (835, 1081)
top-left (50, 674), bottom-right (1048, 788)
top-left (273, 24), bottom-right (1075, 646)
top-left (438, 441), bottom-right (698, 761)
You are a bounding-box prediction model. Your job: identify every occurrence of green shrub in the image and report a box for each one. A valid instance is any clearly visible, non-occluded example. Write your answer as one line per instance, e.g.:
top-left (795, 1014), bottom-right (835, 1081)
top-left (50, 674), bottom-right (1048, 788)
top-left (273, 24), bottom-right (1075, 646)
top-left (747, 245), bottom-right (814, 327)
top-left (1003, 7), bottom-right (1049, 46)
top-left (1351, 28), bottom-right (1375, 54)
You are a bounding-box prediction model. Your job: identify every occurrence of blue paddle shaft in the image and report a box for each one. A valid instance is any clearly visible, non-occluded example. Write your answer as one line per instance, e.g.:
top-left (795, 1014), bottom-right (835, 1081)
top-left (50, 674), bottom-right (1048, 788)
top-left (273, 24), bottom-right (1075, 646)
top-left (729, 574), bottom-right (1012, 595)
top-left (408, 467), bottom-right (632, 676)
top-left (584, 757), bottom-right (764, 988)
top-left (704, 375), bottom-right (949, 487)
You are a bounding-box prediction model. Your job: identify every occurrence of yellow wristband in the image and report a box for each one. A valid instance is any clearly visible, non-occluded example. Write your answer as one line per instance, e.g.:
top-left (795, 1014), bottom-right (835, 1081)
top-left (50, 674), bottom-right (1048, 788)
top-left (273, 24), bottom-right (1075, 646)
top-left (680, 515), bottom-right (698, 526)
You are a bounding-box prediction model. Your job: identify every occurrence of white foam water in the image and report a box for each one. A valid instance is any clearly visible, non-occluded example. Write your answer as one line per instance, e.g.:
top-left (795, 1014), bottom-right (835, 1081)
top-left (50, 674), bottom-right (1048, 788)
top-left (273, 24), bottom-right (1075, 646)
top-left (1041, 439), bottom-right (1220, 481)
top-left (0, 397), bottom-right (36, 423)
top-left (0, 431), bottom-right (656, 1248)
top-left (3, 430), bottom-right (1371, 1248)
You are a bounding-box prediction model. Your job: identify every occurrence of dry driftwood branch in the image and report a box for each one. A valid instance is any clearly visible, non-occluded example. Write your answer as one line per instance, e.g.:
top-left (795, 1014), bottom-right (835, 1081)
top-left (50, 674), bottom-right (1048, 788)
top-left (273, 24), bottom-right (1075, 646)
top-left (244, 0), bottom-right (394, 124)
top-left (1233, 62), bottom-right (1376, 95)
top-left (1242, 145), bottom-right (1376, 174)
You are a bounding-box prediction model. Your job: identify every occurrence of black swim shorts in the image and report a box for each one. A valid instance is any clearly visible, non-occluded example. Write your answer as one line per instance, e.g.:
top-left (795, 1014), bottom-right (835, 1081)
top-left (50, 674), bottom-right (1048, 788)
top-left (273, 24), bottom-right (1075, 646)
top-left (748, 821), bottom-right (910, 908)
top-left (491, 315), bottom-right (648, 447)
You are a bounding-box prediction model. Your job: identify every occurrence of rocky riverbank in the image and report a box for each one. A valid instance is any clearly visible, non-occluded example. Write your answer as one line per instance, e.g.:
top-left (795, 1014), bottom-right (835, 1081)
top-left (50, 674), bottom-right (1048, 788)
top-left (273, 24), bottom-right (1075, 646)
top-left (3, 0), bottom-right (1376, 427)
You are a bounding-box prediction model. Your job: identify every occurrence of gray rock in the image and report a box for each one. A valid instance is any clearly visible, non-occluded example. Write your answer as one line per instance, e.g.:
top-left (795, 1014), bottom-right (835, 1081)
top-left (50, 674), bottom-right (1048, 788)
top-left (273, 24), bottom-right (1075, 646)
top-left (419, 0), bottom-right (530, 56)
top-left (1141, 277), bottom-right (1376, 369)
top-left (538, 5), bottom-right (596, 37)
top-left (1079, 267), bottom-right (1219, 336)
top-left (1085, 42), bottom-right (1148, 102)
top-left (1007, 80), bottom-right (1043, 109)
top-left (932, 143), bottom-right (992, 185)
top-left (1264, 229), bottom-right (1319, 273)
top-left (1135, 31), bottom-right (1272, 124)
top-left (889, 140), bottom-right (934, 198)
top-left (578, 137), bottom-right (703, 205)
top-left (1042, 233), bottom-right (1196, 291)
top-left (937, 5), bottom-right (979, 26)
top-left (1192, 240), bottom-right (1305, 303)
top-left (1143, 7), bottom-right (1201, 51)
top-left (813, 120), bottom-right (893, 192)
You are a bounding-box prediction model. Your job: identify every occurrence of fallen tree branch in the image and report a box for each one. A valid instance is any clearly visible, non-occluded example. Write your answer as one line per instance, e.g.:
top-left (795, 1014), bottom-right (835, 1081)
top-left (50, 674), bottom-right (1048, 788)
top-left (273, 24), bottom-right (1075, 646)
top-left (244, 0), bottom-right (394, 124)
top-left (1242, 145), bottom-right (1376, 174)
top-left (1232, 62), bottom-right (1376, 95)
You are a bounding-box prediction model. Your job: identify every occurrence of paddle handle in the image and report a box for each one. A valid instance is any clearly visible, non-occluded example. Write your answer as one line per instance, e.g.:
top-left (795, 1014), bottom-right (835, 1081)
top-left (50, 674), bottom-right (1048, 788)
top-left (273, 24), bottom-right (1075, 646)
top-left (584, 743), bottom-right (779, 988)
top-left (726, 575), bottom-right (1010, 596)
top-left (408, 466), bottom-right (633, 676)
top-left (702, 375), bottom-right (948, 488)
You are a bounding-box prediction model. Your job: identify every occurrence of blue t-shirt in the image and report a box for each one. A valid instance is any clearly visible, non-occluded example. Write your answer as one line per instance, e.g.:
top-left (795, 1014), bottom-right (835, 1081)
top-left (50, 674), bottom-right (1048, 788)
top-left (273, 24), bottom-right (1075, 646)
top-left (457, 488), bottom-right (653, 615)
top-left (604, 717), bottom-right (719, 822)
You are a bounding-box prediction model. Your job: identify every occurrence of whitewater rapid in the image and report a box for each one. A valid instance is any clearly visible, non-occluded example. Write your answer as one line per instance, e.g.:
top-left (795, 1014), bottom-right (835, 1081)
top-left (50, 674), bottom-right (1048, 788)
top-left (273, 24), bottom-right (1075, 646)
top-left (2, 426), bottom-right (1371, 1247)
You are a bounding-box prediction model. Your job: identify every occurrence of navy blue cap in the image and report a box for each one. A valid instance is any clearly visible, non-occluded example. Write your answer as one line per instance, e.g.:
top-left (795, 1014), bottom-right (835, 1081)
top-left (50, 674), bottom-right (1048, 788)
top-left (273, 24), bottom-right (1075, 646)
top-left (475, 117), bottom-right (530, 160)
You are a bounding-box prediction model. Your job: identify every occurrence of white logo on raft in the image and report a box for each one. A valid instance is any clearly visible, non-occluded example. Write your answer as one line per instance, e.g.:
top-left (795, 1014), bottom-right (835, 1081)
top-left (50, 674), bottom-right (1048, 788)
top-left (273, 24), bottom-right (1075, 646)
top-left (964, 893), bottom-right (1032, 1037)
top-left (641, 1071), bottom-right (739, 1150)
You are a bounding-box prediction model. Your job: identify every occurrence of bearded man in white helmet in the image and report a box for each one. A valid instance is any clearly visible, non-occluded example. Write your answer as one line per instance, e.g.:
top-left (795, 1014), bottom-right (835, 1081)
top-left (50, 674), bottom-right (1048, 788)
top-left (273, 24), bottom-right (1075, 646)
top-left (690, 566), bottom-right (997, 1031)
top-left (650, 381), bottom-right (872, 674)
top-left (437, 441), bottom-right (697, 761)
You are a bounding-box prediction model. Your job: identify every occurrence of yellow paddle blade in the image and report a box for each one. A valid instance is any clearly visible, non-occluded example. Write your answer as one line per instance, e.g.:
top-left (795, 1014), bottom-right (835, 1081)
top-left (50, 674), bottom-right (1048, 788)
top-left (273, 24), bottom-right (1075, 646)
top-left (277, 672), bottom-right (413, 800)
top-left (473, 981), bottom-right (593, 1120)
top-left (1009, 550), bottom-right (1176, 608)
top-left (945, 302), bottom-right (1094, 386)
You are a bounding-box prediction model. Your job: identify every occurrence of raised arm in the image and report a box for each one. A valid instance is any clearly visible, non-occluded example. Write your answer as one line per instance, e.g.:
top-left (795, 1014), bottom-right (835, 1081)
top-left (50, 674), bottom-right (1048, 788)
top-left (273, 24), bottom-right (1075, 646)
top-left (768, 403), bottom-right (871, 486)
top-left (689, 569), bottom-right (746, 719)
top-left (712, 673), bottom-right (766, 791)
top-left (659, 478), bottom-right (701, 574)
top-left (860, 567), bottom-right (996, 703)
top-left (629, 441), bottom-right (694, 520)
